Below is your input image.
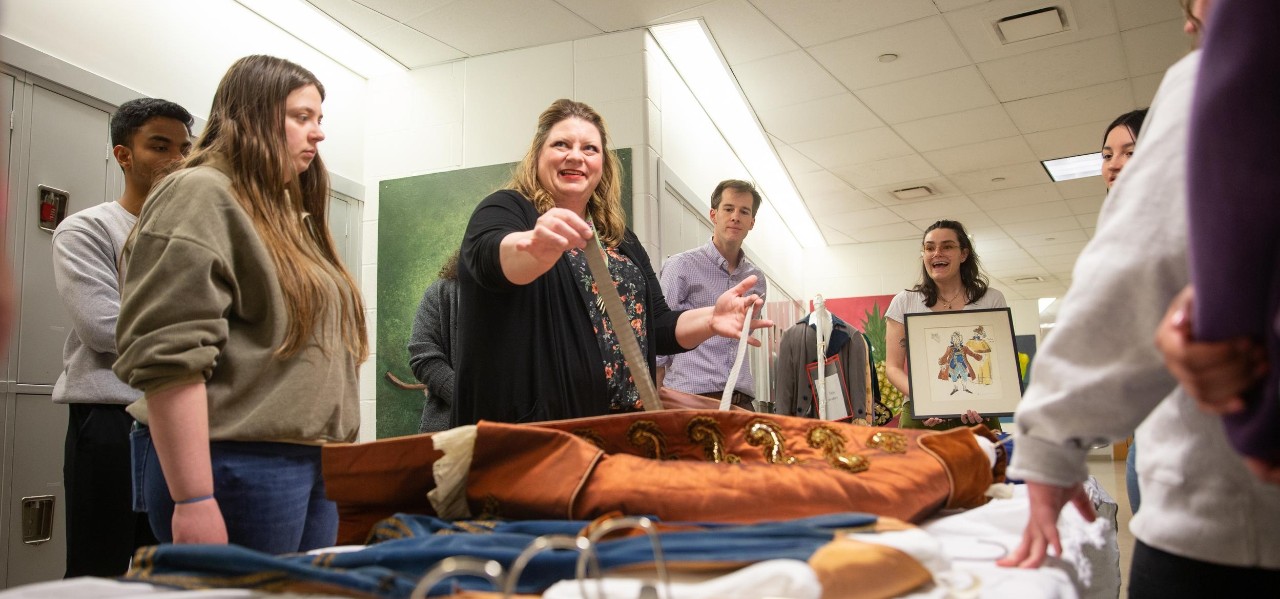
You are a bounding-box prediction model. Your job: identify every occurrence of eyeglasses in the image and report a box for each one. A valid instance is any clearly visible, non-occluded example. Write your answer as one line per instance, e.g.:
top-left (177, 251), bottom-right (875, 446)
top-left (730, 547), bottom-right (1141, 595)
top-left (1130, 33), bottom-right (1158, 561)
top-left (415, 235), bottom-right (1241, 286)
top-left (922, 242), bottom-right (961, 253)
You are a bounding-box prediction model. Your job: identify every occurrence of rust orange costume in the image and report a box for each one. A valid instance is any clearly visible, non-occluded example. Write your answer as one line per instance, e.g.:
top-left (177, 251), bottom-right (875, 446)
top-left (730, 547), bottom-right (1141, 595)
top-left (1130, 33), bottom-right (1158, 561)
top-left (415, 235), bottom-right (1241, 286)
top-left (324, 410), bottom-right (1003, 544)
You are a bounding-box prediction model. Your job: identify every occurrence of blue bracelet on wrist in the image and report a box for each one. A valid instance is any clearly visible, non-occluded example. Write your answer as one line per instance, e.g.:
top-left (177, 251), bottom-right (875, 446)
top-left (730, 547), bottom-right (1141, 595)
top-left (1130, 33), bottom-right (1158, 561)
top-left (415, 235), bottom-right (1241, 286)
top-left (174, 494), bottom-right (215, 505)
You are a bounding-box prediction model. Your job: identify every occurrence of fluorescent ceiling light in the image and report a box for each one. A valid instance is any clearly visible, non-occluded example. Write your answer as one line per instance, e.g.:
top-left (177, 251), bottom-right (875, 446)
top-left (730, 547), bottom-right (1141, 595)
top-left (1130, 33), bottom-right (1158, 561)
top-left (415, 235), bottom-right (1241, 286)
top-left (234, 0), bottom-right (406, 78)
top-left (650, 20), bottom-right (825, 248)
top-left (1041, 152), bottom-right (1102, 182)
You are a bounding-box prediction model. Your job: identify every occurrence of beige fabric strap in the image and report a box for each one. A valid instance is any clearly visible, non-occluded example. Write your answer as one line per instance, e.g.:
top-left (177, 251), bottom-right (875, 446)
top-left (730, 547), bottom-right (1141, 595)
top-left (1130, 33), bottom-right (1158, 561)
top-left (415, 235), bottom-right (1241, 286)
top-left (583, 229), bottom-right (662, 412)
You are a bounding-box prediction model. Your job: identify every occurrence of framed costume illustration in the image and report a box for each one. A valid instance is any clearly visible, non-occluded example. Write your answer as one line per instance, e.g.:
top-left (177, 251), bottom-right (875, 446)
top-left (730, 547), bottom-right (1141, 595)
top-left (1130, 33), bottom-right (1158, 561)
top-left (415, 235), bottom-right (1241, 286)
top-left (903, 307), bottom-right (1022, 419)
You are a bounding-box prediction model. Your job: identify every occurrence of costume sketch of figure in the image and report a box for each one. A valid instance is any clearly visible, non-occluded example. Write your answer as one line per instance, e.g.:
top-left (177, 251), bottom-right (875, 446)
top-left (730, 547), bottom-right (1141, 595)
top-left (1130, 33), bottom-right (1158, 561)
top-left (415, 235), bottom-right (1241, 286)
top-left (939, 331), bottom-right (982, 395)
top-left (966, 326), bottom-right (994, 385)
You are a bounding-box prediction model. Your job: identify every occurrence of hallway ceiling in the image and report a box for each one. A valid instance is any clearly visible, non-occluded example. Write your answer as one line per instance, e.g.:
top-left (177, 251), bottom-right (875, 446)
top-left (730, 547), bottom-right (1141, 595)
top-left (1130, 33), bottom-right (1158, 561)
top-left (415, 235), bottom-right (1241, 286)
top-left (307, 0), bottom-right (1192, 300)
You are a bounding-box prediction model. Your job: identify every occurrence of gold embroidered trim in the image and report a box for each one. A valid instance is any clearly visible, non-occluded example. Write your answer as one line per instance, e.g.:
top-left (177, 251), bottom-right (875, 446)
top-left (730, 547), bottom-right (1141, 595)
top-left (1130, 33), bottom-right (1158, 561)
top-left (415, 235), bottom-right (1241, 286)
top-left (745, 418), bottom-right (798, 465)
top-left (628, 420), bottom-right (675, 460)
top-left (867, 430), bottom-right (908, 454)
top-left (686, 416), bottom-right (741, 464)
top-left (476, 494), bottom-right (502, 520)
top-left (572, 428), bottom-right (608, 451)
top-left (807, 425), bottom-right (870, 473)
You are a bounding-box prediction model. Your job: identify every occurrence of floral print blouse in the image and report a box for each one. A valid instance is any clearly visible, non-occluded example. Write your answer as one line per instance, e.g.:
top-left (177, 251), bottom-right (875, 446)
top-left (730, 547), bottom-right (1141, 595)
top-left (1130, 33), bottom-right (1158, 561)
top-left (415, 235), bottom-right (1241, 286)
top-left (565, 244), bottom-right (648, 413)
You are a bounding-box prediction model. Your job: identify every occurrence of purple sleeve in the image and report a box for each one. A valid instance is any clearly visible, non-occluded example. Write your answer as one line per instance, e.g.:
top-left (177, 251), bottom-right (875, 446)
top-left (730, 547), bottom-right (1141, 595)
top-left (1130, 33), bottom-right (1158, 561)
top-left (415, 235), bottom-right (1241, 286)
top-left (1186, 0), bottom-right (1280, 462)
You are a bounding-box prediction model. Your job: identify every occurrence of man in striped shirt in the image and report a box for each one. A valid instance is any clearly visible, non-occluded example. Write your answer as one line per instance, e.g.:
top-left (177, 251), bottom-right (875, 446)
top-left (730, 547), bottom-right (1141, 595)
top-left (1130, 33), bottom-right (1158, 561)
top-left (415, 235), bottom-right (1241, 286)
top-left (657, 180), bottom-right (767, 410)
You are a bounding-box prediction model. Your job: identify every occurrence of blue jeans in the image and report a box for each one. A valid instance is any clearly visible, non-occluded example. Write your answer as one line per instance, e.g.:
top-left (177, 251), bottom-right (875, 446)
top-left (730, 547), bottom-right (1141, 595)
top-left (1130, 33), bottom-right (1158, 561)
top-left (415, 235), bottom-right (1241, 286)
top-left (130, 425), bottom-right (336, 554)
top-left (1126, 441), bottom-right (1141, 513)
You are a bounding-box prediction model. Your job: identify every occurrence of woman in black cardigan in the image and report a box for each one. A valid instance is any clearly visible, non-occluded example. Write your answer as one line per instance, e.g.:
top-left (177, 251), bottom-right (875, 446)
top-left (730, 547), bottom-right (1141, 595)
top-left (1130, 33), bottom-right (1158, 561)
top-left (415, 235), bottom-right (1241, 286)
top-left (454, 99), bottom-right (768, 425)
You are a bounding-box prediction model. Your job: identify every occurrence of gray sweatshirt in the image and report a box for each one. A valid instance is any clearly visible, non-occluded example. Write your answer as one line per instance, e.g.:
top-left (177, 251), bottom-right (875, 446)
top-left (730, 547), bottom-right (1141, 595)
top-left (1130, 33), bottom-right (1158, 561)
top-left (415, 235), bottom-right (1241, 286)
top-left (52, 201), bottom-right (141, 405)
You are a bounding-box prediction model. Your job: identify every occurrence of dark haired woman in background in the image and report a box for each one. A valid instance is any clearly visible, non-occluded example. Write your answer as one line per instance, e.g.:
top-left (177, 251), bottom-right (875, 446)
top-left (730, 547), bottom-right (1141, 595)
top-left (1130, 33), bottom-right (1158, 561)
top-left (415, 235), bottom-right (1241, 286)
top-left (884, 220), bottom-right (1005, 430)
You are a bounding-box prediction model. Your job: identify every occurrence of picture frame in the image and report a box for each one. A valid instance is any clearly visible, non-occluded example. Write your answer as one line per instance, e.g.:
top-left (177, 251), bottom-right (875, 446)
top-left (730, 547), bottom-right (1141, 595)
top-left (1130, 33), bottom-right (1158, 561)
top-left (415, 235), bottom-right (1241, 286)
top-left (903, 307), bottom-right (1023, 419)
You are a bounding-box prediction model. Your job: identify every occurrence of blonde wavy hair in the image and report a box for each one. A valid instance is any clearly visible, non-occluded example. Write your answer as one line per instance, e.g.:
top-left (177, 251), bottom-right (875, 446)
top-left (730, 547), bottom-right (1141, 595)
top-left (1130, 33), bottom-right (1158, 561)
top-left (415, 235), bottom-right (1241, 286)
top-left (181, 55), bottom-right (367, 362)
top-left (507, 99), bottom-right (626, 247)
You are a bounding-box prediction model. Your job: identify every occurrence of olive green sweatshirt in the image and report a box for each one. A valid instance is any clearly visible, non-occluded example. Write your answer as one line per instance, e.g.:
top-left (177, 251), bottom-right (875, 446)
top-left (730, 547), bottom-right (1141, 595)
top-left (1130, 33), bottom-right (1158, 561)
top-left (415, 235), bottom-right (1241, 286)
top-left (114, 163), bottom-right (359, 444)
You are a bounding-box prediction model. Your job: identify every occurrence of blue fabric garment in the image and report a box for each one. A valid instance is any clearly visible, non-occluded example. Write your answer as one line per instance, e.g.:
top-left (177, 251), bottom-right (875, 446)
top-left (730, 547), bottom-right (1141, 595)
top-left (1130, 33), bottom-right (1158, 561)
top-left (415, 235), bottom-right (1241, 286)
top-left (131, 425), bottom-right (336, 554)
top-left (124, 512), bottom-right (877, 597)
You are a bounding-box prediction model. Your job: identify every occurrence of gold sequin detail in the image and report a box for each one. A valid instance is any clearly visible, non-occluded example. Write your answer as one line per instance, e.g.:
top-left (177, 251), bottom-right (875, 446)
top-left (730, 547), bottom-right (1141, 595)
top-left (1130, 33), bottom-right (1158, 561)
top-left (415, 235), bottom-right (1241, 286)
top-left (686, 416), bottom-right (741, 464)
top-left (628, 420), bottom-right (676, 460)
top-left (867, 430), bottom-right (908, 454)
top-left (851, 417), bottom-right (870, 427)
top-left (807, 425), bottom-right (870, 473)
top-left (572, 428), bottom-right (608, 451)
top-left (745, 419), bottom-right (798, 465)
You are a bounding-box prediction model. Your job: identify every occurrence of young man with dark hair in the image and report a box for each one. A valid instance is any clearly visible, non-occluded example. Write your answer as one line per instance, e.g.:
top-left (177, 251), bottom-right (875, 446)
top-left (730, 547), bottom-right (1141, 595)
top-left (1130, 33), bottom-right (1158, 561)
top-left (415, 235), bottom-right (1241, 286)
top-left (657, 179), bottom-right (767, 409)
top-left (53, 97), bottom-right (193, 576)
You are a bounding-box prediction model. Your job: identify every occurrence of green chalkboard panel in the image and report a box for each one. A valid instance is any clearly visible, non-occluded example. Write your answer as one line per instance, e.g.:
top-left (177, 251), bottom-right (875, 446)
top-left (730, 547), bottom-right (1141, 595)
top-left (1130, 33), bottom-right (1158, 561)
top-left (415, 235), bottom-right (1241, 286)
top-left (376, 148), bottom-right (632, 438)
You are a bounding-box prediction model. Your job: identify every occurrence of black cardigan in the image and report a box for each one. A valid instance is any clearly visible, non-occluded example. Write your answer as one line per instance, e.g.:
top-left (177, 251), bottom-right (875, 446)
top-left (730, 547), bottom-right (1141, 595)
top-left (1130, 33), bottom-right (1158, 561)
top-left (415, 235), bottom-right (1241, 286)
top-left (453, 190), bottom-right (687, 425)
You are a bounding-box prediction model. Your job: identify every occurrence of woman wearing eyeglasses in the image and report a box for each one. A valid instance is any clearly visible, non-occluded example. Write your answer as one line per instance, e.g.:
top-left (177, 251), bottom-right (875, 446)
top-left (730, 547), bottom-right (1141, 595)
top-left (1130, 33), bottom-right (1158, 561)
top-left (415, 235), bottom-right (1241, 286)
top-left (884, 219), bottom-right (1005, 430)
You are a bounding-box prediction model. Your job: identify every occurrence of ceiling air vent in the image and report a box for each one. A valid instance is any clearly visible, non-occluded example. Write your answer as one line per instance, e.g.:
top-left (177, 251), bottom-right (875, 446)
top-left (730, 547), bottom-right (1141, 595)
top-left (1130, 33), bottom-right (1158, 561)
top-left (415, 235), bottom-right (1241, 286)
top-left (891, 186), bottom-right (934, 201)
top-left (996, 7), bottom-right (1066, 44)
top-left (1015, 276), bottom-right (1046, 283)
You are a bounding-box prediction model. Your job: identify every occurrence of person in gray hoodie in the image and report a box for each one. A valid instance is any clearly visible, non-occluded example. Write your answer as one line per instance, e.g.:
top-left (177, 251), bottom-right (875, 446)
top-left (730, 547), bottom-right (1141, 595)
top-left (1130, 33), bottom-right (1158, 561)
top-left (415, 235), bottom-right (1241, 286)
top-left (52, 97), bottom-right (192, 576)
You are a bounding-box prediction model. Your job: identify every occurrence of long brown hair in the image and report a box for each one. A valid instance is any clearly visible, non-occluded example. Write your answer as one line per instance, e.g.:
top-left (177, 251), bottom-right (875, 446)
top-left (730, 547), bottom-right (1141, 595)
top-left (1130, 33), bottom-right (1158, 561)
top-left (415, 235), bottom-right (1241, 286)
top-left (184, 55), bottom-right (367, 361)
top-left (507, 99), bottom-right (626, 247)
top-left (909, 219), bottom-right (990, 308)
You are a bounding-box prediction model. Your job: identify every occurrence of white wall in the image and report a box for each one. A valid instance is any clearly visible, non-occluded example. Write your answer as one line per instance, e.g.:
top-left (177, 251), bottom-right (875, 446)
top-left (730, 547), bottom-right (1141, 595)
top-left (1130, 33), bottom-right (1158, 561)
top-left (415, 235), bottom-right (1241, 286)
top-left (0, 0), bottom-right (368, 182)
top-left (640, 34), bottom-right (804, 299)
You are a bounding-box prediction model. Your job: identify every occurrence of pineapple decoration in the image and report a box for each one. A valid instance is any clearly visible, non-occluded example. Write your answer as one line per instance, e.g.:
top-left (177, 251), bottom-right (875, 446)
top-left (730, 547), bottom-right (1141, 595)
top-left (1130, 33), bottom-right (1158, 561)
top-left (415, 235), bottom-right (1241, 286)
top-left (861, 303), bottom-right (905, 424)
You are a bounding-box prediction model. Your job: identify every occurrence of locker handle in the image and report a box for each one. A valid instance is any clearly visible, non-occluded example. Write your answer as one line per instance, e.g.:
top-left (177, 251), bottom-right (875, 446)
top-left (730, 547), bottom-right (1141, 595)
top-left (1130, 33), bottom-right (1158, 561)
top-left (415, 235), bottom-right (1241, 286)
top-left (21, 495), bottom-right (55, 545)
top-left (37, 185), bottom-right (70, 233)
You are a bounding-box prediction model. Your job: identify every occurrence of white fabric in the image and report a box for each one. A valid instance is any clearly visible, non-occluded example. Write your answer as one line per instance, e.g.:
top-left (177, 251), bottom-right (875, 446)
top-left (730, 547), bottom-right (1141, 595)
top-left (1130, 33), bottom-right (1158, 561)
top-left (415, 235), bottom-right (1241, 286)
top-left (542, 559), bottom-right (821, 599)
top-left (425, 424), bottom-right (477, 520)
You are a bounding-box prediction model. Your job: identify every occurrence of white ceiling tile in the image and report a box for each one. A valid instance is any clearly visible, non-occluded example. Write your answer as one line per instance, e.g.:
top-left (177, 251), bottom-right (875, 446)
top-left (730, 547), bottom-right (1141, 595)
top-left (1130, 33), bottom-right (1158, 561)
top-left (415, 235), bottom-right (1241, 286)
top-left (1024, 120), bottom-right (1110, 160)
top-left (951, 161), bottom-right (1052, 194)
top-left (863, 177), bottom-right (964, 206)
top-left (1033, 240), bottom-right (1089, 257)
top-left (988, 200), bottom-right (1072, 225)
top-left (732, 50), bottom-right (847, 111)
top-left (1066, 194), bottom-right (1106, 215)
top-left (749, 0), bottom-right (939, 47)
top-left (810, 16), bottom-right (971, 91)
top-left (1130, 71), bottom-right (1165, 106)
top-left (923, 136), bottom-right (1036, 174)
top-left (1075, 212), bottom-right (1099, 228)
top-left (944, 0), bottom-right (1118, 63)
top-left (819, 224), bottom-right (856, 245)
top-left (311, 0), bottom-right (401, 32)
top-left (832, 154), bottom-right (939, 188)
top-left (1014, 229), bottom-right (1089, 247)
top-left (887, 196), bottom-right (981, 221)
top-left (978, 36), bottom-right (1128, 102)
top-left (806, 187), bottom-right (882, 217)
top-left (366, 22), bottom-right (467, 67)
top-left (968, 225), bottom-right (1011, 240)
top-left (934, 0), bottom-right (986, 11)
top-left (756, 94), bottom-right (882, 145)
top-left (969, 183), bottom-right (1063, 210)
top-left (911, 211), bottom-right (996, 231)
top-left (1035, 253), bottom-right (1081, 269)
top-left (826, 207), bottom-right (908, 232)
top-left (999, 215), bottom-right (1083, 237)
top-left (965, 231), bottom-right (1017, 250)
top-left (857, 66), bottom-right (1000, 124)
top-left (894, 105), bottom-right (1021, 152)
top-left (846, 221), bottom-right (924, 242)
top-left (1114, 0), bottom-right (1186, 31)
top-left (553, 0), bottom-right (713, 30)
top-left (792, 127), bottom-right (913, 170)
top-left (982, 247), bottom-right (1033, 263)
top-left (1056, 176), bottom-right (1106, 199)
top-left (1003, 80), bottom-right (1134, 133)
top-left (352, 0), bottom-right (453, 22)
top-left (1122, 19), bottom-right (1194, 77)
top-left (773, 140), bottom-right (824, 174)
top-left (662, 0), bottom-right (799, 65)
top-left (405, 0), bottom-right (601, 55)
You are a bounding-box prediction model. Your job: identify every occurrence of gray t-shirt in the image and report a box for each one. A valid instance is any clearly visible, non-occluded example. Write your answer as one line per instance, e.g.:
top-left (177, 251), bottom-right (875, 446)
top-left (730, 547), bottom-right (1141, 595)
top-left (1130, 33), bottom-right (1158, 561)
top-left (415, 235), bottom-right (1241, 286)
top-left (885, 288), bottom-right (1007, 324)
